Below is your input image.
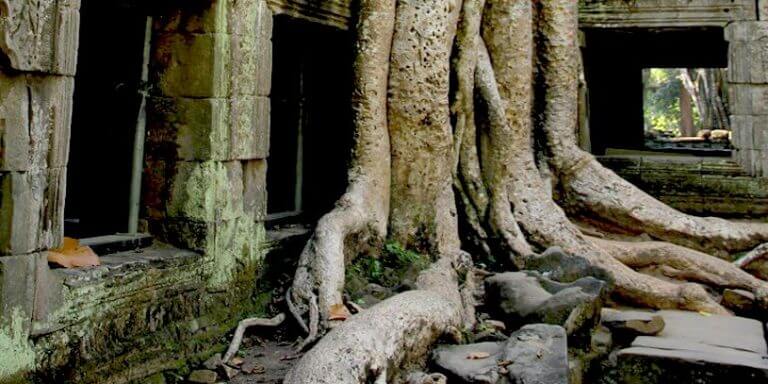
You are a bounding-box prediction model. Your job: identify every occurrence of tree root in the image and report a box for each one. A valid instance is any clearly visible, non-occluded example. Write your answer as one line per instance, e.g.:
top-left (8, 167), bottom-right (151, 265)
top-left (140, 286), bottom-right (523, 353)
top-left (287, 0), bottom-right (394, 336)
top-left (284, 257), bottom-right (465, 384)
top-left (734, 243), bottom-right (768, 269)
top-left (223, 313), bottom-right (286, 363)
top-left (590, 236), bottom-right (768, 293)
top-left (560, 157), bottom-right (768, 258)
top-left (478, 1), bottom-right (727, 315)
top-left (283, 0), bottom-right (768, 382)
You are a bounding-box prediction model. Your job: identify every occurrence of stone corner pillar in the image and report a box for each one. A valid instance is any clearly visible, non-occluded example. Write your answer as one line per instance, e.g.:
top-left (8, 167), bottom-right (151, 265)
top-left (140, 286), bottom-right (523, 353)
top-left (725, 21), bottom-right (768, 177)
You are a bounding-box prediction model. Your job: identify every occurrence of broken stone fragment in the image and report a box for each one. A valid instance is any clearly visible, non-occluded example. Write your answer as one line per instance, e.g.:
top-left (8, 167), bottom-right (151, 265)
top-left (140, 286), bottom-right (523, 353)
top-left (600, 308), bottom-right (665, 338)
top-left (188, 369), bottom-right (218, 384)
top-left (431, 324), bottom-right (569, 384)
top-left (616, 311), bottom-right (768, 383)
top-left (722, 288), bottom-right (757, 316)
top-left (202, 353), bottom-right (223, 370)
top-left (431, 342), bottom-right (503, 383)
top-left (502, 324), bottom-right (569, 384)
top-left (522, 247), bottom-right (613, 284)
top-left (220, 364), bottom-right (239, 380)
top-left (484, 271), bottom-right (605, 345)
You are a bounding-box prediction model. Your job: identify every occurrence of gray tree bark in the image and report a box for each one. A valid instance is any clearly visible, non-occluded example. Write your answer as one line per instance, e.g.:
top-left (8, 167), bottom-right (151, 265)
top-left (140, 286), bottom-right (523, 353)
top-left (283, 0), bottom-right (768, 381)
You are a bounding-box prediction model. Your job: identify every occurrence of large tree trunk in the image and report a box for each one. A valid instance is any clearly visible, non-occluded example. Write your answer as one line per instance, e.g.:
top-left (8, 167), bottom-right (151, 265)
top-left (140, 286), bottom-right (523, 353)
top-left (283, 0), bottom-right (768, 381)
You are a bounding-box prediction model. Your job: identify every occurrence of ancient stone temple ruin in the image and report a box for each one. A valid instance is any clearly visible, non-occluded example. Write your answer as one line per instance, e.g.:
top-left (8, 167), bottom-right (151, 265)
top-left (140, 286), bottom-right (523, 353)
top-left (0, 0), bottom-right (767, 382)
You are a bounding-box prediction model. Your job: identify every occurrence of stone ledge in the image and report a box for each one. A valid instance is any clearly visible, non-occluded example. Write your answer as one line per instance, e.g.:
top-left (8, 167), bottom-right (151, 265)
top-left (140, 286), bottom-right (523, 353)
top-left (51, 245), bottom-right (199, 289)
top-left (598, 155), bottom-right (768, 217)
top-left (579, 0), bottom-right (756, 28)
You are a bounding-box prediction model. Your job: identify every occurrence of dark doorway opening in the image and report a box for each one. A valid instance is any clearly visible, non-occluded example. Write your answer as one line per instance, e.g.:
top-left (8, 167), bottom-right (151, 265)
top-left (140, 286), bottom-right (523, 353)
top-left (582, 28), bottom-right (730, 156)
top-left (65, 0), bottom-right (149, 238)
top-left (267, 15), bottom-right (355, 223)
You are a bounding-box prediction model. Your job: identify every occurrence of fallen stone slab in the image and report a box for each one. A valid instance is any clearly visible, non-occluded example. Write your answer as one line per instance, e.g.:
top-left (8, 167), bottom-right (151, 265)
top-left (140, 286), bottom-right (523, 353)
top-left (657, 310), bottom-right (766, 354)
top-left (616, 310), bottom-right (768, 383)
top-left (431, 324), bottom-right (568, 384)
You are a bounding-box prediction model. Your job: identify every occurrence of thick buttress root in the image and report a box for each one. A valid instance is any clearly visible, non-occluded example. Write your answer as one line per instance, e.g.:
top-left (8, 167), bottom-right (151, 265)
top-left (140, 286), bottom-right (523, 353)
top-left (283, 0), bottom-right (768, 381)
top-left (284, 257), bottom-right (464, 384)
top-left (287, 0), bottom-right (395, 339)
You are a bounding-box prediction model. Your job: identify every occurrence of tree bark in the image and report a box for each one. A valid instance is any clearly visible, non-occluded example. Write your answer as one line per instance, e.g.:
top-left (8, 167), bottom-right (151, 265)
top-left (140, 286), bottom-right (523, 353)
top-left (283, 0), bottom-right (768, 381)
top-left (680, 80), bottom-right (696, 137)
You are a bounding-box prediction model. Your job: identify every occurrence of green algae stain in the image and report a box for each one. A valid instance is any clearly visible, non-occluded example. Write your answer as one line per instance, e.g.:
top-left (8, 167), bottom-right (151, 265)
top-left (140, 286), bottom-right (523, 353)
top-left (0, 308), bottom-right (34, 381)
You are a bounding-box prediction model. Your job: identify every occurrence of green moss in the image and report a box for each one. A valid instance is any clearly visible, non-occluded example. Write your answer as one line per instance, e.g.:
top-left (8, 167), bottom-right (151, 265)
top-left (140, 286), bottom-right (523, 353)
top-left (346, 241), bottom-right (431, 297)
top-left (0, 308), bottom-right (34, 382)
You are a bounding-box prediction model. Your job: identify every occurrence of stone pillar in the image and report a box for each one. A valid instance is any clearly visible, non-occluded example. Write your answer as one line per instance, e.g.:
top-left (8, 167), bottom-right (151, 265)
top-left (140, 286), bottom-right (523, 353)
top-left (0, 0), bottom-right (80, 379)
top-left (726, 21), bottom-right (768, 176)
top-left (143, 0), bottom-right (272, 290)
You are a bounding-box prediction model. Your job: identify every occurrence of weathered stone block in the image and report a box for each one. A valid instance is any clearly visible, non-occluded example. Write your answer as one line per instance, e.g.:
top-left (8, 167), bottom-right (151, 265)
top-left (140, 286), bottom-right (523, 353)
top-left (0, 169), bottom-right (65, 255)
top-left (153, 0), bottom-right (272, 37)
top-left (753, 124), bottom-right (768, 150)
top-left (153, 0), bottom-right (227, 34)
top-left (617, 311), bottom-right (768, 384)
top-left (150, 32), bottom-right (230, 98)
top-left (209, 217), bottom-right (263, 290)
top-left (218, 161), bottom-right (244, 221)
top-left (230, 32), bottom-right (272, 97)
top-left (735, 149), bottom-right (764, 176)
top-left (726, 22), bottom-right (768, 84)
top-left (243, 160), bottom-right (267, 222)
top-left (731, 115), bottom-right (754, 149)
top-left (0, 253), bottom-right (37, 380)
top-left (146, 97), bottom-right (229, 161)
top-left (725, 21), bottom-right (768, 42)
top-left (730, 85), bottom-right (768, 115)
top-left (145, 160), bottom-right (247, 222)
top-left (0, 0), bottom-right (80, 75)
top-left (0, 74), bottom-right (74, 171)
top-left (147, 218), bottom-right (215, 253)
top-left (229, 97), bottom-right (270, 159)
top-left (146, 95), bottom-right (269, 161)
top-left (165, 162), bottom-right (222, 221)
top-left (229, 0), bottom-right (272, 38)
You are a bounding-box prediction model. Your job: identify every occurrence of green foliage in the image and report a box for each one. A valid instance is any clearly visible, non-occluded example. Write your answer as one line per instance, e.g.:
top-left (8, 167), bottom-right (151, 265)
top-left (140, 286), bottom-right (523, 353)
top-left (644, 68), bottom-right (702, 137)
top-left (346, 241), bottom-right (431, 291)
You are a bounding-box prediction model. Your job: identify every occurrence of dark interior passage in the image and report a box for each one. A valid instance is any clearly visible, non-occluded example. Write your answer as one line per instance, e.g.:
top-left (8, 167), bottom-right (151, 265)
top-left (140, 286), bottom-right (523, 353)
top-left (582, 28), bottom-right (728, 155)
top-left (268, 15), bottom-right (355, 223)
top-left (65, 0), bottom-right (148, 238)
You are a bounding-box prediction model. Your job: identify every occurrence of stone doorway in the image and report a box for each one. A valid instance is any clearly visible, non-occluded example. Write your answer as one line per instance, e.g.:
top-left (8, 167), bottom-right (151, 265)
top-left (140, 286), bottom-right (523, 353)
top-left (267, 15), bottom-right (355, 223)
top-left (582, 27), bottom-right (729, 156)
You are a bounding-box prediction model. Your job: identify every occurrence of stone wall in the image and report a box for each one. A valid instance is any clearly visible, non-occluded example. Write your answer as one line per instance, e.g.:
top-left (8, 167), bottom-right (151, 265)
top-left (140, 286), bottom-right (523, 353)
top-left (143, 0), bottom-right (272, 291)
top-left (599, 156), bottom-right (768, 218)
top-left (726, 21), bottom-right (768, 176)
top-left (0, 0), bottom-right (79, 380)
top-left (0, 0), bottom-right (277, 382)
